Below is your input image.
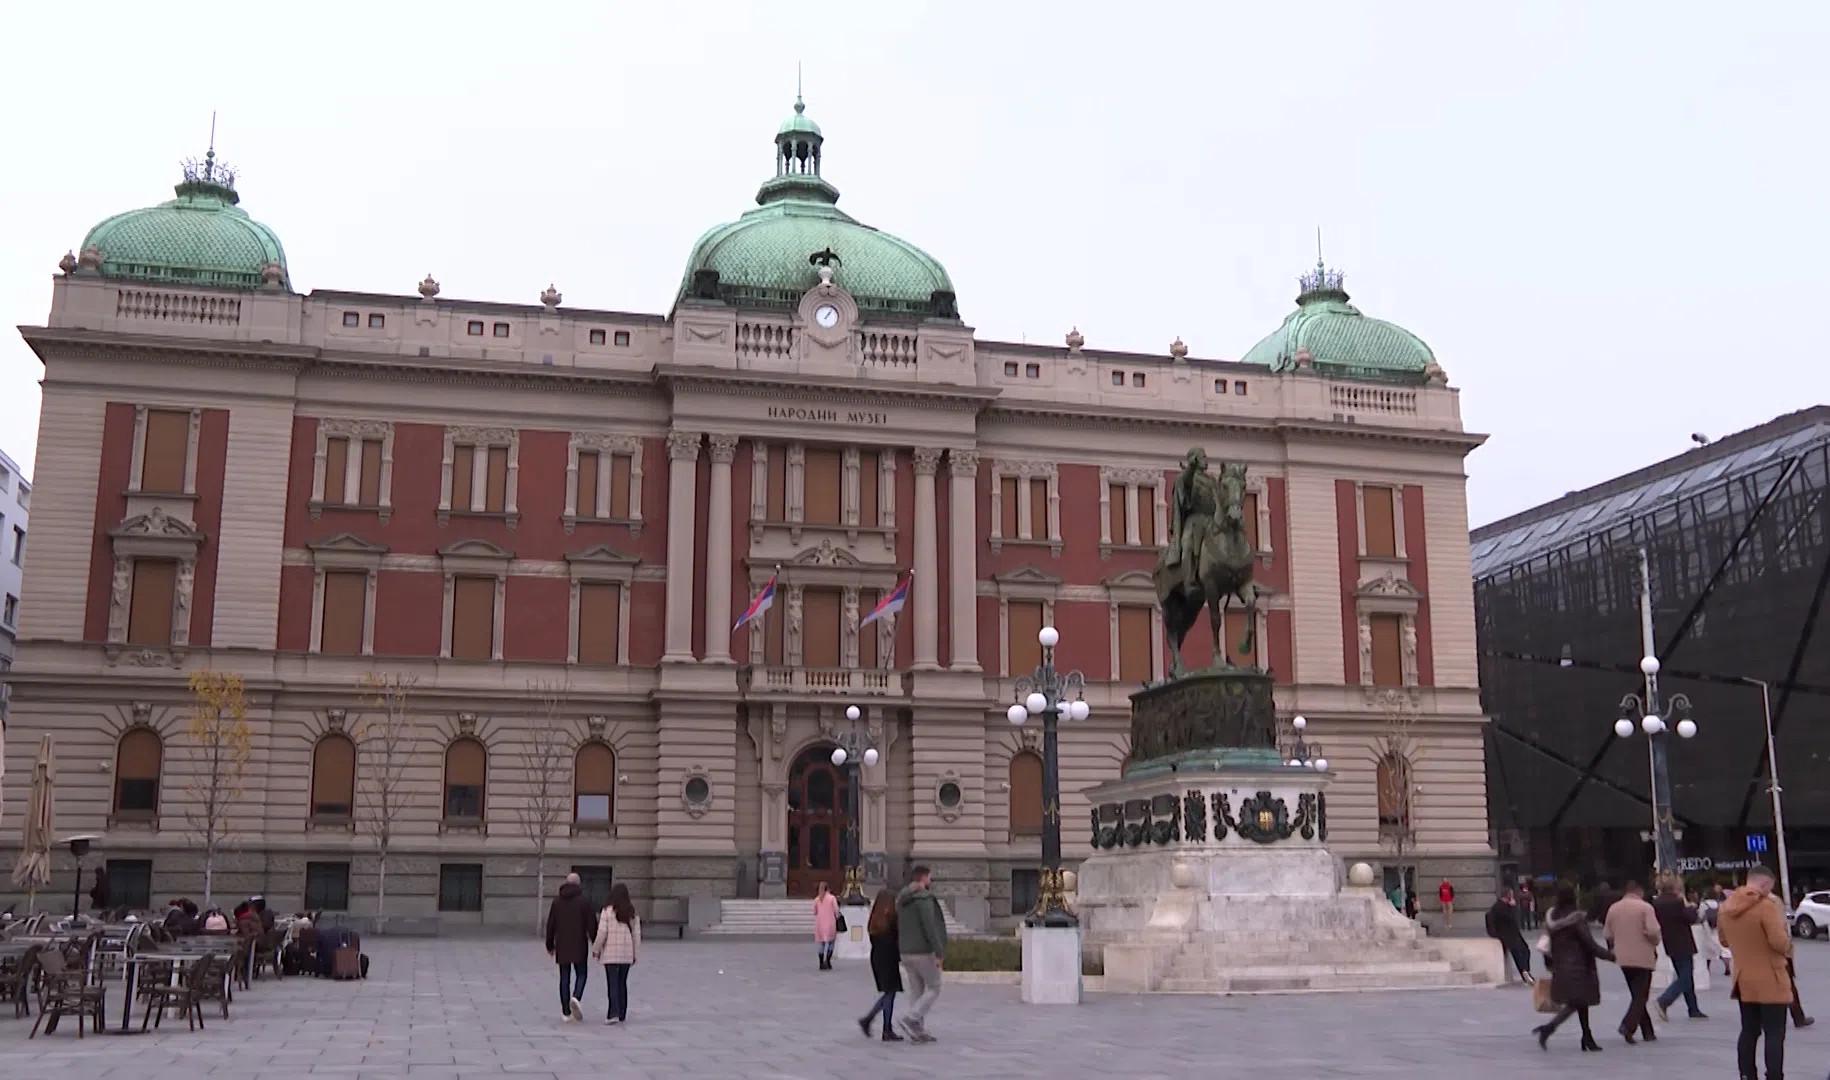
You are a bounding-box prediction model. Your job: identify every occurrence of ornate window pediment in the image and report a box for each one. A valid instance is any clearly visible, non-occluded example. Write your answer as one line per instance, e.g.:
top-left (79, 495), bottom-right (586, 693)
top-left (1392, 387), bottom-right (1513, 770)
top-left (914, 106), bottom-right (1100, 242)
top-left (993, 565), bottom-right (1062, 601)
top-left (109, 508), bottom-right (206, 560)
top-left (438, 538), bottom-right (514, 570)
top-left (308, 532), bottom-right (388, 570)
top-left (565, 543), bottom-right (640, 574)
top-left (791, 538), bottom-right (864, 568)
top-left (1355, 569), bottom-right (1423, 611)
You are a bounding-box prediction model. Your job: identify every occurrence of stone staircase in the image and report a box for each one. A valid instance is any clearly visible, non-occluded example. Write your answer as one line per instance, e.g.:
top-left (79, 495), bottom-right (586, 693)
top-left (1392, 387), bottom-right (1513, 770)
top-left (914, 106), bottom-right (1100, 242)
top-left (1151, 933), bottom-right (1488, 994)
top-left (700, 898), bottom-right (970, 938)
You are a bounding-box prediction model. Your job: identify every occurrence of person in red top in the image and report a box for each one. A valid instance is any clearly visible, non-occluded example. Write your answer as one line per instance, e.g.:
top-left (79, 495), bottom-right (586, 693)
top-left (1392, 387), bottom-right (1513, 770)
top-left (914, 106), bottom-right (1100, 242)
top-left (1438, 879), bottom-right (1456, 928)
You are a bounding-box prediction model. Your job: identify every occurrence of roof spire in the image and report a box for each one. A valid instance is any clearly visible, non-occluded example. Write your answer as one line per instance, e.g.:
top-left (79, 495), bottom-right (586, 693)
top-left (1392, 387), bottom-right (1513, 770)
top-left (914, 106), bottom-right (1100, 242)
top-left (178, 112), bottom-right (239, 204)
top-left (1298, 227), bottom-right (1345, 300)
top-left (796, 61), bottom-right (804, 112)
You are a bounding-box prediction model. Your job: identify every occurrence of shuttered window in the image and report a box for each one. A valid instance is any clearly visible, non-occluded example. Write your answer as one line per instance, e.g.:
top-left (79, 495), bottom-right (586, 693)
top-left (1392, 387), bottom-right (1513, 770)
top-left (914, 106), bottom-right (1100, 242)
top-left (1136, 487), bottom-right (1157, 547)
top-left (576, 450), bottom-right (600, 517)
top-left (114, 728), bottom-right (163, 815)
top-left (444, 738), bottom-right (487, 820)
top-left (484, 447), bottom-right (509, 512)
top-left (324, 436), bottom-right (350, 504)
top-left (1008, 600), bottom-right (1043, 676)
top-left (577, 582), bottom-right (621, 664)
top-left (763, 593), bottom-right (784, 666)
top-left (1117, 605), bottom-right (1153, 681)
top-left (358, 439), bottom-right (383, 505)
top-left (127, 559), bottom-right (177, 646)
top-left (575, 742), bottom-right (616, 824)
top-left (1363, 486), bottom-right (1397, 558)
top-left (451, 577), bottom-right (496, 660)
top-left (438, 864), bottom-right (484, 911)
top-left (1028, 478), bottom-right (1049, 540)
top-left (803, 448), bottom-right (843, 525)
top-left (999, 476), bottom-right (1020, 538)
top-left (1107, 484), bottom-right (1126, 544)
top-left (766, 448), bottom-right (787, 521)
top-left (1008, 751), bottom-right (1043, 835)
top-left (857, 589), bottom-right (879, 668)
top-left (1241, 491), bottom-right (1260, 552)
top-left (319, 571), bottom-right (367, 655)
top-left (802, 588), bottom-right (842, 667)
top-left (140, 409), bottom-right (190, 493)
top-left (858, 450), bottom-right (880, 526)
top-left (1370, 613), bottom-right (1404, 686)
top-left (310, 734), bottom-right (356, 818)
top-left (451, 444), bottom-right (475, 510)
top-left (1222, 609), bottom-right (1256, 667)
top-left (609, 454), bottom-right (632, 518)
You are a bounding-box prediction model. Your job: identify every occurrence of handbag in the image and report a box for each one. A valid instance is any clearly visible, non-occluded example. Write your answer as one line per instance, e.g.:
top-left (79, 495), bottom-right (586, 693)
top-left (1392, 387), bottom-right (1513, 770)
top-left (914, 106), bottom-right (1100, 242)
top-left (835, 912), bottom-right (848, 933)
top-left (1532, 976), bottom-right (1557, 1014)
top-left (1535, 933), bottom-right (1551, 955)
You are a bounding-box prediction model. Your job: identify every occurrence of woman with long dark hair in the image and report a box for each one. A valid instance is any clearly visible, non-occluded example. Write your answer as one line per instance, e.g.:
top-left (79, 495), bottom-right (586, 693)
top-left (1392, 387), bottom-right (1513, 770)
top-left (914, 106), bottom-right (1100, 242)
top-left (857, 888), bottom-right (904, 1041)
top-left (590, 883), bottom-right (640, 1024)
top-left (1535, 883), bottom-right (1615, 1052)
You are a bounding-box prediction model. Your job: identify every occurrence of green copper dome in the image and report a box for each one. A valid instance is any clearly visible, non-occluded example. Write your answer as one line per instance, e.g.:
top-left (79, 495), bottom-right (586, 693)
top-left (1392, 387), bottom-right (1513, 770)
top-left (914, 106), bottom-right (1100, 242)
top-left (679, 99), bottom-right (956, 318)
top-left (78, 153), bottom-right (288, 290)
top-left (1241, 262), bottom-right (1435, 380)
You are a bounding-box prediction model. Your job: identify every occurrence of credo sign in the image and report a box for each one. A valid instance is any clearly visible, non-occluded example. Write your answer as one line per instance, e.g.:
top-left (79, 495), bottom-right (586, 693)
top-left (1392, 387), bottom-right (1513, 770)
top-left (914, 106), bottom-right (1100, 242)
top-left (1674, 857), bottom-right (1763, 873)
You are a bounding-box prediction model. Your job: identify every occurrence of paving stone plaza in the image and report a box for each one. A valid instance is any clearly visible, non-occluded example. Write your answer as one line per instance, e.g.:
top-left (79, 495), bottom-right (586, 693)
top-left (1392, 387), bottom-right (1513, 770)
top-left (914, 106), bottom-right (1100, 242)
top-left (1, 938), bottom-right (1823, 1078)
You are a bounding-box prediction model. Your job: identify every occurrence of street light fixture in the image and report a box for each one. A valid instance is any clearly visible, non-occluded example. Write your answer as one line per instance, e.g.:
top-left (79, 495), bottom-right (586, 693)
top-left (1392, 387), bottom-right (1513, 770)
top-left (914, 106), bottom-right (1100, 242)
top-left (1006, 625), bottom-right (1089, 927)
top-left (1281, 715), bottom-right (1328, 773)
top-left (1740, 677), bottom-right (1792, 906)
top-left (1616, 651), bottom-right (1696, 876)
top-left (829, 703), bottom-right (879, 904)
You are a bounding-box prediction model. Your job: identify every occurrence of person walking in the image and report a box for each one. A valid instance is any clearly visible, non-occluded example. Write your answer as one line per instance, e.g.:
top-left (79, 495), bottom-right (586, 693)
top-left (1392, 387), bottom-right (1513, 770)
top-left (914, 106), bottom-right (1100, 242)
top-left (1771, 891), bottom-right (1816, 1031)
top-left (1718, 866), bottom-right (1793, 1080)
top-left (1437, 879), bottom-right (1456, 928)
top-left (856, 888), bottom-right (904, 1042)
top-left (813, 881), bottom-right (840, 970)
top-left (1485, 890), bottom-right (1534, 984)
top-left (1702, 883), bottom-right (1729, 976)
top-left (1518, 884), bottom-right (1538, 931)
top-left (590, 883), bottom-right (640, 1025)
top-left (1535, 883), bottom-right (1614, 1052)
top-left (1653, 876), bottom-right (1707, 1021)
top-left (896, 865), bottom-right (948, 1043)
top-left (544, 872), bottom-right (595, 1023)
top-left (1603, 880), bottom-right (1662, 1044)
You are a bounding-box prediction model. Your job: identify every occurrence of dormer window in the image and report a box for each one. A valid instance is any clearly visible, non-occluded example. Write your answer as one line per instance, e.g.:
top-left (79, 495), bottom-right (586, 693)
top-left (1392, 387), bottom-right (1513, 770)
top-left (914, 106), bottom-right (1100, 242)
top-left (1110, 371), bottom-right (1125, 386)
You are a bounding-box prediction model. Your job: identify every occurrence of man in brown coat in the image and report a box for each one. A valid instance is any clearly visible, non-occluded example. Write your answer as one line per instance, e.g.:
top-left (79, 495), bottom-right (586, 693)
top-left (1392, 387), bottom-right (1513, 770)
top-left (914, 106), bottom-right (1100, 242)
top-left (1602, 880), bottom-right (1662, 1044)
top-left (1719, 866), bottom-right (1792, 1080)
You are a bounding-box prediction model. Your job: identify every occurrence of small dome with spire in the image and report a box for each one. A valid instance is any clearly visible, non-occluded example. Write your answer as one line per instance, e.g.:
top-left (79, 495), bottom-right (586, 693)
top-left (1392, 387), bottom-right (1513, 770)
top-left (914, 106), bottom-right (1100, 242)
top-left (74, 146), bottom-right (289, 291)
top-left (777, 95), bottom-right (822, 137)
top-left (1240, 258), bottom-right (1436, 380)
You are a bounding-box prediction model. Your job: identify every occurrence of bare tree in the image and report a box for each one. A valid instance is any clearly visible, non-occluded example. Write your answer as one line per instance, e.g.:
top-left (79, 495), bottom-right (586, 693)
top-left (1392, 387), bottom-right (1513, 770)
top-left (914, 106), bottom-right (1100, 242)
top-left (517, 680), bottom-right (574, 933)
top-left (184, 671), bottom-right (252, 909)
top-left (1371, 689), bottom-right (1423, 901)
top-left (357, 672), bottom-right (418, 928)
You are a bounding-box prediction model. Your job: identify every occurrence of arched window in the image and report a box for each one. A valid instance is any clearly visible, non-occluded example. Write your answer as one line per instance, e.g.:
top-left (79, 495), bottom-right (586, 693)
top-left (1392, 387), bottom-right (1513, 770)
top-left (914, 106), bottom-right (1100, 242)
top-left (1008, 750), bottom-right (1044, 836)
top-left (1376, 752), bottom-right (1412, 834)
top-left (114, 727), bottom-right (163, 818)
top-left (310, 733), bottom-right (357, 820)
top-left (574, 742), bottom-right (616, 826)
top-left (444, 738), bottom-right (487, 822)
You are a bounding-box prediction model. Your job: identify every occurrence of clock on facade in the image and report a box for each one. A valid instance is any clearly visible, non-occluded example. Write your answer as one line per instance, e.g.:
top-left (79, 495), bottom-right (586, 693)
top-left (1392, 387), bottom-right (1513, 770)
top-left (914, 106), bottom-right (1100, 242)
top-left (814, 304), bottom-right (840, 329)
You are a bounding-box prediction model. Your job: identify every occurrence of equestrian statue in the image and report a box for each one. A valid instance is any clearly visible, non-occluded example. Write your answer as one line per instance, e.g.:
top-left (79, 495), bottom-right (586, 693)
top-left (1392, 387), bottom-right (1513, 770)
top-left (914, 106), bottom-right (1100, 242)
top-left (1152, 448), bottom-right (1260, 679)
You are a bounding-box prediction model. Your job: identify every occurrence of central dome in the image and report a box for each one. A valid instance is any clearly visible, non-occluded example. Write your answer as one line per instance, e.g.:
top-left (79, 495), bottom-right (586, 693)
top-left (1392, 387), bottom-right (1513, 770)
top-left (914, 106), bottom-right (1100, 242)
top-left (679, 98), bottom-right (955, 318)
top-left (1241, 261), bottom-right (1435, 380)
top-left (77, 152), bottom-right (288, 290)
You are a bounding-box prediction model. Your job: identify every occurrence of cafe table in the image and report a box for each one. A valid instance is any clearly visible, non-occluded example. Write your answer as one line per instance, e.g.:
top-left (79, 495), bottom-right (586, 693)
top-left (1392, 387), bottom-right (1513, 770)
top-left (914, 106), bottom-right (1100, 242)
top-left (115, 948), bottom-right (227, 1034)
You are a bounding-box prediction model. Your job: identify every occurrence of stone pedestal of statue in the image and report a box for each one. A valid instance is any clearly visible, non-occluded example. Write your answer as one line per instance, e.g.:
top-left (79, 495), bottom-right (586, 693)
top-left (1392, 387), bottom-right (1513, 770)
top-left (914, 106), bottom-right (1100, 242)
top-left (1021, 924), bottom-right (1084, 1004)
top-left (835, 903), bottom-right (871, 961)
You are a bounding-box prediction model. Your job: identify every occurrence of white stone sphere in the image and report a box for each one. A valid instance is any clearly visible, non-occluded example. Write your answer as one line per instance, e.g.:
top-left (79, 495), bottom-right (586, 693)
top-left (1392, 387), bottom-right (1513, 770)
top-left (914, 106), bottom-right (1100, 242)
top-left (1348, 862), bottom-right (1377, 888)
top-left (1170, 861), bottom-right (1196, 889)
top-left (1062, 870), bottom-right (1077, 893)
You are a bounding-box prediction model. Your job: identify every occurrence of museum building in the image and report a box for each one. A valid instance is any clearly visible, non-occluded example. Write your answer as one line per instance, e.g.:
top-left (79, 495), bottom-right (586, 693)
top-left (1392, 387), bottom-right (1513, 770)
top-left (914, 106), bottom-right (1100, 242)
top-left (0, 98), bottom-right (1493, 929)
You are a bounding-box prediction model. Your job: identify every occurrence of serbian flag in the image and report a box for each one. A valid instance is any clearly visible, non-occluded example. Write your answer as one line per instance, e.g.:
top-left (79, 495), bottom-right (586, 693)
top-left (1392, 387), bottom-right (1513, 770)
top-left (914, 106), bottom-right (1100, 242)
top-left (860, 574), bottom-right (910, 628)
top-left (733, 573), bottom-right (777, 633)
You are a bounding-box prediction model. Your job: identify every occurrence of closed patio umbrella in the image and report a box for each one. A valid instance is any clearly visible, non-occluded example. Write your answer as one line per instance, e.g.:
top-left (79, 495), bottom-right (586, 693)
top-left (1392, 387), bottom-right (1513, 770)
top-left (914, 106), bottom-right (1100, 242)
top-left (9, 736), bottom-right (54, 912)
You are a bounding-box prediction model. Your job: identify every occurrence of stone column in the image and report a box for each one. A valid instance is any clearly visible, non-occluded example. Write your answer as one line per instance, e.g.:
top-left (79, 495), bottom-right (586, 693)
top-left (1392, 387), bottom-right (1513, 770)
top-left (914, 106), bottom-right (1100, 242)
top-left (947, 448), bottom-right (981, 671)
top-left (704, 434), bottom-right (740, 662)
top-left (662, 430), bottom-right (702, 662)
top-left (911, 447), bottom-right (942, 669)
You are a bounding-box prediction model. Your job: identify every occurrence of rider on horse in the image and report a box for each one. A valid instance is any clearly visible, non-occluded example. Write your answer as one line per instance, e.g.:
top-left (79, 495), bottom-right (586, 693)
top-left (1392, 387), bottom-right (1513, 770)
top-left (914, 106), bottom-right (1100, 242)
top-left (1164, 447), bottom-right (1220, 597)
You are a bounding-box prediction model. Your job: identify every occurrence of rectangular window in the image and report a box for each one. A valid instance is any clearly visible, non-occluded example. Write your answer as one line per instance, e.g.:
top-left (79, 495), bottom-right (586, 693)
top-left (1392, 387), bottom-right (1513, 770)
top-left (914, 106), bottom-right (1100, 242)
top-left (484, 446), bottom-right (509, 512)
top-left (613, 330), bottom-right (630, 347)
top-left (342, 311), bottom-right (360, 327)
top-left (1132, 372), bottom-right (1146, 388)
top-left (1241, 491), bottom-right (1260, 552)
top-left (305, 862), bottom-right (352, 910)
top-left (802, 587), bottom-right (842, 667)
top-left (319, 570), bottom-right (367, 655)
top-left (1110, 371), bottom-right (1124, 386)
top-left (589, 328), bottom-right (606, 345)
top-left (763, 590), bottom-right (784, 666)
top-left (492, 322), bottom-right (510, 338)
top-left (999, 476), bottom-right (1020, 538)
top-left (324, 436), bottom-right (349, 503)
top-left (576, 450), bottom-right (600, 517)
top-left (1117, 605), bottom-right (1153, 681)
top-left (11, 525), bottom-right (22, 564)
top-left (577, 582), bottom-right (621, 664)
top-left (1027, 477), bottom-right (1049, 540)
top-left (438, 864), bottom-right (485, 912)
top-left (608, 453), bottom-right (632, 518)
top-left (368, 313), bottom-right (386, 329)
top-left (1003, 362), bottom-right (1018, 377)
top-left (357, 440), bottom-right (382, 505)
top-left (1234, 380), bottom-right (1248, 395)
top-left (858, 588), bottom-right (879, 668)
top-left (141, 408), bottom-right (190, 493)
top-left (451, 576), bottom-right (496, 660)
top-left (1010, 868), bottom-right (1041, 917)
top-left (1363, 486), bottom-right (1398, 558)
top-left (1007, 600), bottom-right (1044, 676)
top-left (1025, 363), bottom-right (1040, 378)
top-left (127, 559), bottom-right (177, 646)
top-left (3, 594), bottom-right (15, 627)
top-left (1107, 484), bottom-right (1125, 545)
top-left (803, 448), bottom-right (843, 525)
top-left (573, 866), bottom-right (613, 912)
top-left (467, 320), bottom-right (484, 336)
top-left (766, 447), bottom-right (787, 521)
top-left (1370, 613), bottom-right (1404, 686)
top-left (1222, 609), bottom-right (1257, 667)
top-left (1136, 487), bottom-right (1157, 547)
top-left (858, 450), bottom-right (880, 526)
top-left (105, 859), bottom-right (153, 910)
top-left (1215, 379), bottom-right (1228, 394)
top-left (451, 444), bottom-right (475, 510)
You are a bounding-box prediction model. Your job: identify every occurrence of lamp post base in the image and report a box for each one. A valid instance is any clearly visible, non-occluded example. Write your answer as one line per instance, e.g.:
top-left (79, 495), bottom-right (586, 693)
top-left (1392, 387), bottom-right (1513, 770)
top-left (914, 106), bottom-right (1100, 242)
top-left (835, 902), bottom-right (871, 961)
top-left (1020, 923), bottom-right (1084, 1004)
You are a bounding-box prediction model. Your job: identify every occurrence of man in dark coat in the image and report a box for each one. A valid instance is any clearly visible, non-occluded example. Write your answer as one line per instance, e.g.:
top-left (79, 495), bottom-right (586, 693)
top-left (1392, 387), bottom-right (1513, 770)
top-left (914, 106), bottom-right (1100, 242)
top-left (1651, 876), bottom-right (1705, 1020)
top-left (544, 872), bottom-right (595, 1023)
top-left (1485, 891), bottom-right (1534, 984)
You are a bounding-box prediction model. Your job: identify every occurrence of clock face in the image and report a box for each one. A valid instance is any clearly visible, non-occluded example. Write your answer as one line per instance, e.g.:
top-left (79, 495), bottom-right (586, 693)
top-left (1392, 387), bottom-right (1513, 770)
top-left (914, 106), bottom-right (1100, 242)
top-left (814, 304), bottom-right (840, 329)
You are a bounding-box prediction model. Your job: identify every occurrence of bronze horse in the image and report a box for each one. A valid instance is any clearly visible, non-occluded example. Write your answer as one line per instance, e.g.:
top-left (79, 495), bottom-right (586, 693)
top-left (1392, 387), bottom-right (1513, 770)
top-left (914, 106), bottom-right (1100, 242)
top-left (1152, 454), bottom-right (1260, 679)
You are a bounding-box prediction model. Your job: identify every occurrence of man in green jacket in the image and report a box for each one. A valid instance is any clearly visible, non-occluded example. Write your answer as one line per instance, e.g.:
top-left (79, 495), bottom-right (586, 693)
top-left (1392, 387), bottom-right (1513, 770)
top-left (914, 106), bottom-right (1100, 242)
top-left (896, 865), bottom-right (948, 1042)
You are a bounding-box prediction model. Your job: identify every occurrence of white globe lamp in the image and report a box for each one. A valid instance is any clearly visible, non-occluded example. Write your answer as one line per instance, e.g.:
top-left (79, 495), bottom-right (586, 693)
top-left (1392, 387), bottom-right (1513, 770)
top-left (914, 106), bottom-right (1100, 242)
top-left (1640, 655), bottom-right (1661, 676)
top-left (830, 747), bottom-right (847, 766)
top-left (1292, 715), bottom-right (1307, 730)
top-left (1007, 704), bottom-right (1028, 725)
top-left (1070, 700), bottom-right (1090, 721)
top-left (1614, 718), bottom-right (1635, 738)
top-left (1038, 626), bottom-right (1060, 648)
top-left (1313, 758), bottom-right (1329, 772)
top-left (863, 747), bottom-right (880, 766)
top-left (845, 705), bottom-right (861, 722)
top-left (1641, 715), bottom-right (1663, 735)
top-left (1025, 692), bottom-right (1048, 715)
top-left (1676, 719), bottom-right (1698, 739)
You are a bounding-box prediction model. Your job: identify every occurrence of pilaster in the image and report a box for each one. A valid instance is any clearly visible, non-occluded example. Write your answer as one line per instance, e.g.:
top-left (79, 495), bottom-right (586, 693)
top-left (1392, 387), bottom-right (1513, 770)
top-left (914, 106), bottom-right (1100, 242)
top-left (703, 434), bottom-right (739, 661)
top-left (947, 448), bottom-right (981, 671)
top-left (911, 447), bottom-right (942, 669)
top-left (662, 430), bottom-right (702, 662)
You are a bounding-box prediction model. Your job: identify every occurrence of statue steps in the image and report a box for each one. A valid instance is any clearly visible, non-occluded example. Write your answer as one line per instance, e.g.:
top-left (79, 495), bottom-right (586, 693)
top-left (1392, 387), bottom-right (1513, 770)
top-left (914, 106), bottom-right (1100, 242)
top-left (699, 898), bottom-right (968, 937)
top-left (1156, 967), bottom-right (1489, 994)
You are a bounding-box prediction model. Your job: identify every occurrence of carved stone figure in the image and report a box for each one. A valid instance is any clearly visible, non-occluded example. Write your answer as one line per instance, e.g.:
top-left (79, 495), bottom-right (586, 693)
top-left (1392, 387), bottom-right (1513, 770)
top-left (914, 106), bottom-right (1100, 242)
top-left (842, 589), bottom-right (860, 662)
top-left (1153, 449), bottom-right (1260, 678)
top-left (108, 558), bottom-right (132, 640)
top-left (785, 587), bottom-right (804, 662)
top-left (1359, 619), bottom-right (1374, 682)
top-left (1402, 620), bottom-right (1418, 670)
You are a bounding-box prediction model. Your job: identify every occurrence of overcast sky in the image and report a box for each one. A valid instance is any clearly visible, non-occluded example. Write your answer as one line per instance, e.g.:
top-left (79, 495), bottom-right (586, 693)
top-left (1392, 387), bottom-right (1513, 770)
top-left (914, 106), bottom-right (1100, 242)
top-left (2, 2), bottom-right (1825, 527)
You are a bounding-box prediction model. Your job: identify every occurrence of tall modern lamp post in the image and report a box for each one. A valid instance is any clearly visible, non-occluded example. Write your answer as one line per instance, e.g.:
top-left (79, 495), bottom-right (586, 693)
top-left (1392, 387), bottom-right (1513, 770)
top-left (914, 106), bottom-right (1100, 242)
top-left (1615, 654), bottom-right (1696, 876)
top-left (1741, 676), bottom-right (1792, 904)
top-left (1006, 625), bottom-right (1090, 927)
top-left (829, 705), bottom-right (879, 905)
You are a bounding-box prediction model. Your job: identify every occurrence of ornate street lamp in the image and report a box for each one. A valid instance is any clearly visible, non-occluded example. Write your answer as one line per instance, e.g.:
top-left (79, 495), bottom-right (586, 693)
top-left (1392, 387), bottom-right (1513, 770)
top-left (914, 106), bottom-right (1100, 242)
top-left (1007, 625), bottom-right (1091, 927)
top-left (1615, 654), bottom-right (1697, 875)
top-left (1280, 715), bottom-right (1329, 773)
top-left (829, 704), bottom-right (880, 905)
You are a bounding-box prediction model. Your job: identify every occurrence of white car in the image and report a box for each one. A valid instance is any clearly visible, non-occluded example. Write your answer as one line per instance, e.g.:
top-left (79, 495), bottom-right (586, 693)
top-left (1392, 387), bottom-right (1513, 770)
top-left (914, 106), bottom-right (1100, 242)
top-left (1794, 891), bottom-right (1830, 940)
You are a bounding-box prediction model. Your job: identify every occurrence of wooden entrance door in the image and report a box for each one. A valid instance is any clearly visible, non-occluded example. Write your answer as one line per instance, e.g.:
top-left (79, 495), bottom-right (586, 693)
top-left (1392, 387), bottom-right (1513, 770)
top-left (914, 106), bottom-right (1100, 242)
top-left (786, 744), bottom-right (849, 898)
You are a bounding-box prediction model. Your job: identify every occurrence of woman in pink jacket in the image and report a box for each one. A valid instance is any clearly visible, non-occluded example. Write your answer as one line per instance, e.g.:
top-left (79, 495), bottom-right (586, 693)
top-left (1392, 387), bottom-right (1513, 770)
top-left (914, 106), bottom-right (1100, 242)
top-left (813, 881), bottom-right (840, 970)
